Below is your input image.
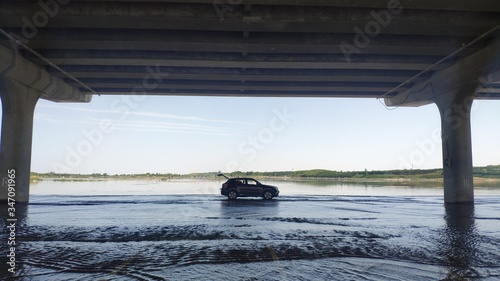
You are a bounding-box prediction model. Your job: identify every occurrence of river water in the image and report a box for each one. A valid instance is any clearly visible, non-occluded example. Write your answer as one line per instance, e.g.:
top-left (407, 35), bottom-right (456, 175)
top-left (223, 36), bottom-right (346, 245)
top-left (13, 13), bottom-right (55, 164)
top-left (1, 179), bottom-right (500, 280)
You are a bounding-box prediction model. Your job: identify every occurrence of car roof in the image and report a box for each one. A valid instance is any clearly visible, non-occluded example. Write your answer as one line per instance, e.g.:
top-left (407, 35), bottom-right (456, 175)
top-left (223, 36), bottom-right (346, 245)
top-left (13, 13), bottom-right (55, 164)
top-left (230, 177), bottom-right (257, 181)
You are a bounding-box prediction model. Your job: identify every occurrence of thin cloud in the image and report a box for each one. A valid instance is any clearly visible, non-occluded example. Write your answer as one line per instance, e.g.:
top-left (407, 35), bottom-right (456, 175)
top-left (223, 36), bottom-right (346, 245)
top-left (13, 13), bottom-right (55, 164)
top-left (91, 118), bottom-right (233, 133)
top-left (37, 104), bottom-right (253, 125)
top-left (112, 126), bottom-right (239, 136)
top-left (35, 115), bottom-right (245, 136)
top-left (35, 116), bottom-right (96, 125)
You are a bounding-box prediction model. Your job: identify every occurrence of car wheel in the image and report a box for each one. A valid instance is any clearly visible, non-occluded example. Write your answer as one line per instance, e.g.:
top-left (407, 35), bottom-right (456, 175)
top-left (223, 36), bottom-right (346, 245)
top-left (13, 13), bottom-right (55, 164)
top-left (262, 190), bottom-right (273, 200)
top-left (227, 190), bottom-right (238, 200)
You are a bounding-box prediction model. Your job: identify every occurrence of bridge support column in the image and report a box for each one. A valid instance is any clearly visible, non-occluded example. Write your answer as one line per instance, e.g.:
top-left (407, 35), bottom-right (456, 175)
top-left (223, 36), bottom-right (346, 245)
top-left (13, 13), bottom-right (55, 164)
top-left (0, 79), bottom-right (40, 203)
top-left (435, 87), bottom-right (476, 204)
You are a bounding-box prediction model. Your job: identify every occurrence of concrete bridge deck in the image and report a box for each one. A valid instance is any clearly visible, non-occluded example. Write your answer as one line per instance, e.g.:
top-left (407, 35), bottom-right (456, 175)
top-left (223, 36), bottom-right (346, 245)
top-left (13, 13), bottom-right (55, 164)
top-left (0, 0), bottom-right (499, 203)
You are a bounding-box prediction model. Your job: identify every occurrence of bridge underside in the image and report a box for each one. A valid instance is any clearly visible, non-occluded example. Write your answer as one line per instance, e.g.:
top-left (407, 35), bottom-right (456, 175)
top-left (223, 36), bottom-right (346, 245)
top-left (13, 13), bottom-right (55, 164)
top-left (0, 0), bottom-right (499, 203)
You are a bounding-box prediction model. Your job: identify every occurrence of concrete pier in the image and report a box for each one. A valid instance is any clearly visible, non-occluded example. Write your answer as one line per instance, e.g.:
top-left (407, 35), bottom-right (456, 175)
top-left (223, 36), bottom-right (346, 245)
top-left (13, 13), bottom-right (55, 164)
top-left (0, 79), bottom-right (40, 203)
top-left (386, 40), bottom-right (499, 204)
top-left (0, 44), bottom-right (88, 203)
top-left (435, 88), bottom-right (476, 204)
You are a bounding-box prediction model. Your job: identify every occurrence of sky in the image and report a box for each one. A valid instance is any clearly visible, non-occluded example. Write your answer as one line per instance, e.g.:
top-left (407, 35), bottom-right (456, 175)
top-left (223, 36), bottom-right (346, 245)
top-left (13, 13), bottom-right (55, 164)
top-left (1, 95), bottom-right (499, 175)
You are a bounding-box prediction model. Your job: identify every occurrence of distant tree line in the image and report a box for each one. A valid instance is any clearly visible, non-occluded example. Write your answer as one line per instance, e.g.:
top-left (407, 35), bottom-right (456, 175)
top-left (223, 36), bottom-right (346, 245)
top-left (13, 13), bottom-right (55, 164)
top-left (30, 165), bottom-right (500, 180)
top-left (473, 165), bottom-right (500, 177)
top-left (225, 165), bottom-right (500, 179)
top-left (225, 168), bottom-right (442, 179)
top-left (30, 172), bottom-right (181, 180)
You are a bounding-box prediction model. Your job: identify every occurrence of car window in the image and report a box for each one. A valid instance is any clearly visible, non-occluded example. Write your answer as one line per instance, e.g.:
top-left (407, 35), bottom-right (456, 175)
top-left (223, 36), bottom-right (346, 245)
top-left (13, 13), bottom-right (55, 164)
top-left (247, 179), bottom-right (258, 185)
top-left (233, 179), bottom-right (244, 185)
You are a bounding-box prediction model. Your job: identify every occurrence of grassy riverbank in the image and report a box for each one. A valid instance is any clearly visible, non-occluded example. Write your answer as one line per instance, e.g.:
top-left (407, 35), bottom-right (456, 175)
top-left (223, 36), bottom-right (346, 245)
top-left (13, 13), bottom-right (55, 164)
top-left (31, 165), bottom-right (500, 184)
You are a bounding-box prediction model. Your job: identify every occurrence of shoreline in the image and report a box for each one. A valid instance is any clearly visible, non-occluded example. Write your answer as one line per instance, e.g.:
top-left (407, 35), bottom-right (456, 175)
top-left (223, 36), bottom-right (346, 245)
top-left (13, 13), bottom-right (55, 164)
top-left (30, 175), bottom-right (500, 187)
top-left (30, 165), bottom-right (500, 184)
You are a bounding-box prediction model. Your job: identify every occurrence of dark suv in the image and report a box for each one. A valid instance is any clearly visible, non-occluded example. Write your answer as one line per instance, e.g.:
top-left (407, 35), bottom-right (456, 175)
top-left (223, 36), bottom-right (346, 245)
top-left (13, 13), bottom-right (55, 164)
top-left (220, 178), bottom-right (279, 200)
